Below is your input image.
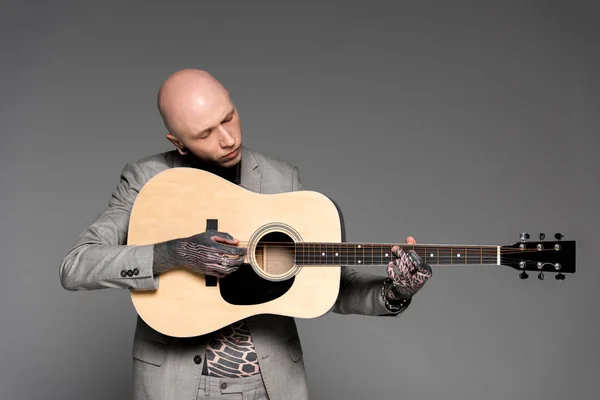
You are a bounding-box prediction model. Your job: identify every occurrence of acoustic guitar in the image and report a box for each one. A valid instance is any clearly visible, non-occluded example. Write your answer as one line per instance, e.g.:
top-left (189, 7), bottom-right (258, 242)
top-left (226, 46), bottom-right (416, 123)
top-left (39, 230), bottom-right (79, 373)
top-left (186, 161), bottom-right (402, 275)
top-left (127, 168), bottom-right (576, 337)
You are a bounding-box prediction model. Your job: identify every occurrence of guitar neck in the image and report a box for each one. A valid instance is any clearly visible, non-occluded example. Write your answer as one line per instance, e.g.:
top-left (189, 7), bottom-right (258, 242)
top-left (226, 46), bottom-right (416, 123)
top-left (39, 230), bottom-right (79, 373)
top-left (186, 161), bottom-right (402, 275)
top-left (294, 243), bottom-right (500, 266)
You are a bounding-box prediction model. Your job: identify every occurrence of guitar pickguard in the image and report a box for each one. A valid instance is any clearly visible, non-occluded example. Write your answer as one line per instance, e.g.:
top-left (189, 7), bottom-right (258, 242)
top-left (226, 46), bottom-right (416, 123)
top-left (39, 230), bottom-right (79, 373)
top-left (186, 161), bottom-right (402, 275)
top-left (218, 264), bottom-right (295, 305)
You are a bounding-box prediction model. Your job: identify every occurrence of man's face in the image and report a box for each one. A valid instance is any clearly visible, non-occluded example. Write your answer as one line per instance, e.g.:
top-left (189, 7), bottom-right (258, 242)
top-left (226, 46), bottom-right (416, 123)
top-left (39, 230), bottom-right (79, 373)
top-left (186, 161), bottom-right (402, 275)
top-left (167, 94), bottom-right (242, 168)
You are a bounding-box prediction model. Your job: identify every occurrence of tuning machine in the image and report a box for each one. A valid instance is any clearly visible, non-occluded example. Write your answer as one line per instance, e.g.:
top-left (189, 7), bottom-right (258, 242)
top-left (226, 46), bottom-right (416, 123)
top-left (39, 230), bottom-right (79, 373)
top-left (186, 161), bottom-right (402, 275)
top-left (519, 232), bottom-right (530, 241)
top-left (555, 232), bottom-right (564, 240)
top-left (555, 272), bottom-right (565, 280)
top-left (519, 271), bottom-right (529, 279)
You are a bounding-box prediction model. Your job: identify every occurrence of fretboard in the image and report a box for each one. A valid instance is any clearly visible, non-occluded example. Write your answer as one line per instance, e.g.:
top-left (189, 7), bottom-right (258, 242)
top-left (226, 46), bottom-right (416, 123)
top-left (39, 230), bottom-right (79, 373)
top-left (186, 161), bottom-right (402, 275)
top-left (294, 243), bottom-right (500, 266)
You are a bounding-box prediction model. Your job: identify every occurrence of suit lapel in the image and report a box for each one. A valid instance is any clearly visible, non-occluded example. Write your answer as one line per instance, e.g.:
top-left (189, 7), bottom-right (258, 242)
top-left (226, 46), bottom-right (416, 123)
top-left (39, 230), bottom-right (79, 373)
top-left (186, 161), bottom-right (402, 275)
top-left (240, 146), bottom-right (261, 193)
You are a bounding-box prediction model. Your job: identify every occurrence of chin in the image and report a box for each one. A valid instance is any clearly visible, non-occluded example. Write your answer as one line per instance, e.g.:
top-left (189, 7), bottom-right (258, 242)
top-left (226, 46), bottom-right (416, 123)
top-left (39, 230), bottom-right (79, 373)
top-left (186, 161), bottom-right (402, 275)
top-left (220, 152), bottom-right (241, 166)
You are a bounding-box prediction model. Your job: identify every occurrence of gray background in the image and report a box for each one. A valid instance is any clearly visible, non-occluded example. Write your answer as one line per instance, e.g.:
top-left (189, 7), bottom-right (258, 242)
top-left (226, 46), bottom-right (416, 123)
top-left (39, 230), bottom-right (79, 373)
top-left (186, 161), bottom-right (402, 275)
top-left (1, 0), bottom-right (598, 399)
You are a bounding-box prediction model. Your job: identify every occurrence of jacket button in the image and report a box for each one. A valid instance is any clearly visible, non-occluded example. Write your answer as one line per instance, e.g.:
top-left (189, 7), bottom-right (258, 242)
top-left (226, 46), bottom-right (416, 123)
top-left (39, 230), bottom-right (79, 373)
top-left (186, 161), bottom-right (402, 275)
top-left (120, 270), bottom-right (127, 277)
top-left (133, 268), bottom-right (139, 275)
top-left (193, 355), bottom-right (202, 364)
top-left (221, 382), bottom-right (227, 389)
top-left (127, 270), bottom-right (133, 277)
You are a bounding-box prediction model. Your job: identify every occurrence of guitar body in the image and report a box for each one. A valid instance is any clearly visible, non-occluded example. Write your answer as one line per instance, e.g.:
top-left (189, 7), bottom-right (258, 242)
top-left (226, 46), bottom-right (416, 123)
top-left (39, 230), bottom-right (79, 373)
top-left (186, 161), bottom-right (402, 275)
top-left (128, 167), bottom-right (342, 337)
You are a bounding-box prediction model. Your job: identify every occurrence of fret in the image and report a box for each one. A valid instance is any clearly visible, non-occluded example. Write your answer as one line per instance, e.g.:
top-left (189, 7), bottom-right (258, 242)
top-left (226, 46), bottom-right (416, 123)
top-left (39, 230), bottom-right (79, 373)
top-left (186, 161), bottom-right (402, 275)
top-left (358, 244), bottom-right (363, 265)
top-left (466, 246), bottom-right (481, 264)
top-left (330, 243), bottom-right (334, 264)
top-left (304, 242), bottom-right (308, 265)
top-left (344, 243), bottom-right (349, 265)
top-left (320, 243), bottom-right (324, 264)
top-left (304, 243), bottom-right (308, 265)
top-left (437, 246), bottom-right (453, 265)
top-left (482, 247), bottom-right (497, 265)
top-left (331, 243), bottom-right (336, 264)
top-left (452, 246), bottom-right (467, 265)
top-left (371, 244), bottom-right (382, 265)
top-left (423, 245), bottom-right (439, 264)
top-left (414, 245), bottom-right (424, 260)
top-left (332, 243), bottom-right (337, 264)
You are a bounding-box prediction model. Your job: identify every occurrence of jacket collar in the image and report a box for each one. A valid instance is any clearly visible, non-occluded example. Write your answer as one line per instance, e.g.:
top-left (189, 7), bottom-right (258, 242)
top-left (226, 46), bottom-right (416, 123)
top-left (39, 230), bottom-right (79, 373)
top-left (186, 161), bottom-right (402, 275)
top-left (170, 145), bottom-right (261, 193)
top-left (239, 146), bottom-right (261, 193)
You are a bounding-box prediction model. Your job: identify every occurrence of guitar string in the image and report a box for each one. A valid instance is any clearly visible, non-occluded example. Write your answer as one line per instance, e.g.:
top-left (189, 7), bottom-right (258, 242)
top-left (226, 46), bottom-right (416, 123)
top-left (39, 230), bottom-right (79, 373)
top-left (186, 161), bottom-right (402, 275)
top-left (233, 258), bottom-right (557, 268)
top-left (231, 253), bottom-right (561, 266)
top-left (235, 240), bottom-right (564, 249)
top-left (228, 242), bottom-right (565, 256)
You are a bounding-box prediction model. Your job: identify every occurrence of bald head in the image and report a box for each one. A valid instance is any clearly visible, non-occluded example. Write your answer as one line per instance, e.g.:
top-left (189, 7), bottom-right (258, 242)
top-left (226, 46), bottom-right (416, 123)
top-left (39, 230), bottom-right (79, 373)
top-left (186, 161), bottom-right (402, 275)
top-left (158, 69), bottom-right (243, 167)
top-left (158, 69), bottom-right (230, 134)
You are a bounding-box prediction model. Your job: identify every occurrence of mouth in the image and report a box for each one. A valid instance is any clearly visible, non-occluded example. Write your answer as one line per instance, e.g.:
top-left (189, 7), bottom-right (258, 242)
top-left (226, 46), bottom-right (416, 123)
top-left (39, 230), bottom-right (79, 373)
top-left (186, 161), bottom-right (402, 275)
top-left (223, 147), bottom-right (240, 159)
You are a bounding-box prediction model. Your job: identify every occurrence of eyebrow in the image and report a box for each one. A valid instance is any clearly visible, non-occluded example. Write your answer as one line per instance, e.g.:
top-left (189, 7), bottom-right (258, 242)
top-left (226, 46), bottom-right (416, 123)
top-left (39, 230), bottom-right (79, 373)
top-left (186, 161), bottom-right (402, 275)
top-left (193, 107), bottom-right (235, 138)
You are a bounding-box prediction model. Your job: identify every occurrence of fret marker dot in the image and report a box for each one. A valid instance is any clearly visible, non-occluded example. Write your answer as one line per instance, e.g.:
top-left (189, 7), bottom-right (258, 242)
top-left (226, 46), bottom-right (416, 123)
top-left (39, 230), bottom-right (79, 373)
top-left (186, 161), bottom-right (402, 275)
top-left (322, 252), bottom-right (325, 256)
top-left (335, 252), bottom-right (338, 256)
top-left (385, 253), bottom-right (389, 257)
top-left (430, 253), bottom-right (434, 257)
top-left (457, 254), bottom-right (461, 257)
top-left (358, 260), bottom-right (361, 264)
top-left (358, 245), bottom-right (361, 248)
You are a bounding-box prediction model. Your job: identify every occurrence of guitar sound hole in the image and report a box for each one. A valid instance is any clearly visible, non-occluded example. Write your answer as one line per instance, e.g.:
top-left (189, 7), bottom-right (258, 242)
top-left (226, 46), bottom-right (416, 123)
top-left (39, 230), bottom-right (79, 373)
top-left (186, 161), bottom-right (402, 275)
top-left (219, 231), bottom-right (296, 306)
top-left (254, 231), bottom-right (296, 278)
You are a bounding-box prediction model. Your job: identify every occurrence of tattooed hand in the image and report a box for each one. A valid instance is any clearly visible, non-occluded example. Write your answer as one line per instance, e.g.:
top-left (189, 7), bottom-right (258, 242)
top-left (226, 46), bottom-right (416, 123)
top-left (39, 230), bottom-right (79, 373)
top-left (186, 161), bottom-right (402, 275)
top-left (384, 236), bottom-right (432, 302)
top-left (153, 230), bottom-right (247, 278)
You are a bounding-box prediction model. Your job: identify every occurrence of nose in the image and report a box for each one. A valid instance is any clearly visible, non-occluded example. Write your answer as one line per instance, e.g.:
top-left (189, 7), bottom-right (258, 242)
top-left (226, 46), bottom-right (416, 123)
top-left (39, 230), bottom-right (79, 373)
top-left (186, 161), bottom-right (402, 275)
top-left (217, 124), bottom-right (235, 147)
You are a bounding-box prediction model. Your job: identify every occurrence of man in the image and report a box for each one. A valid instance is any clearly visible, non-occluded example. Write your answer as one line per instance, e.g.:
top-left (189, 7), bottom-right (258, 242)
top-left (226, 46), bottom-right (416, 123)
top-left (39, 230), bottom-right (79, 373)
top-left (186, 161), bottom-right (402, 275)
top-left (59, 69), bottom-right (432, 400)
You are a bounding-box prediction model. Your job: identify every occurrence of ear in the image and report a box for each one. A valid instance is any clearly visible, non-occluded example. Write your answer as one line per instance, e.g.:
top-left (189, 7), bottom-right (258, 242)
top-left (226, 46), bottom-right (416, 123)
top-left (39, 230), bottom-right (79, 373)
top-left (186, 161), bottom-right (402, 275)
top-left (165, 132), bottom-right (188, 155)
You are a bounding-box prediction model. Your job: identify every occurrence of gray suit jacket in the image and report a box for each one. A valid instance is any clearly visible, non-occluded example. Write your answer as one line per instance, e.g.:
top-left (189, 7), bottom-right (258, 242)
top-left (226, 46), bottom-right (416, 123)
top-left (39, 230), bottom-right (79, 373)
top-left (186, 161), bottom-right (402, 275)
top-left (59, 146), bottom-right (407, 400)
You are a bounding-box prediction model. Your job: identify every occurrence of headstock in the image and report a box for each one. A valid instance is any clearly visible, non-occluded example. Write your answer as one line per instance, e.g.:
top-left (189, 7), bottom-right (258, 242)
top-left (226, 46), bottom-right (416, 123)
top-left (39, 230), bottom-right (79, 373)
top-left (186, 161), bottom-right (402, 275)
top-left (501, 232), bottom-right (576, 280)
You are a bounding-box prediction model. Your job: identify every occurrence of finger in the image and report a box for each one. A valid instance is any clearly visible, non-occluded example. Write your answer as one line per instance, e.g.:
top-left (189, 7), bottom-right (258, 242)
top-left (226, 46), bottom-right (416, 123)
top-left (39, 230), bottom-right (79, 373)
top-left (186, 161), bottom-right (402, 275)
top-left (386, 261), bottom-right (398, 280)
top-left (407, 251), bottom-right (421, 275)
top-left (212, 235), bottom-right (239, 246)
top-left (392, 258), bottom-right (404, 276)
top-left (211, 241), bottom-right (247, 256)
top-left (391, 245), bottom-right (401, 257)
top-left (407, 250), bottom-right (423, 264)
top-left (405, 236), bottom-right (416, 244)
top-left (409, 263), bottom-right (419, 275)
top-left (408, 251), bottom-right (433, 275)
top-left (212, 230), bottom-right (236, 242)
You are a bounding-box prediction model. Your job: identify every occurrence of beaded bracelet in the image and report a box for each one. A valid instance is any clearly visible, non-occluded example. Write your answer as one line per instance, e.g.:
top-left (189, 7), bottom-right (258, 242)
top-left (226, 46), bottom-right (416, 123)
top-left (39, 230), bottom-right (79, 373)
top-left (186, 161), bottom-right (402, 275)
top-left (380, 278), bottom-right (409, 312)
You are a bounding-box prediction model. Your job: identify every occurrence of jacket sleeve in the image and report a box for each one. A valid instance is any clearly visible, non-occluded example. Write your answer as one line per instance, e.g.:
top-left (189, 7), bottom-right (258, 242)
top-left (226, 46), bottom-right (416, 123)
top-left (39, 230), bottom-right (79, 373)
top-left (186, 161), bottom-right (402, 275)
top-left (59, 161), bottom-right (159, 292)
top-left (292, 166), bottom-right (409, 316)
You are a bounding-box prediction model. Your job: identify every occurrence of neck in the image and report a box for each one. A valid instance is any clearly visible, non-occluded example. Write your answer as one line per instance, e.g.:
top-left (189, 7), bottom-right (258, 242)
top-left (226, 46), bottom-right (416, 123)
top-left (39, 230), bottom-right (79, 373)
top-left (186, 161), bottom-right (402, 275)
top-left (294, 242), bottom-right (500, 266)
top-left (187, 154), bottom-right (241, 183)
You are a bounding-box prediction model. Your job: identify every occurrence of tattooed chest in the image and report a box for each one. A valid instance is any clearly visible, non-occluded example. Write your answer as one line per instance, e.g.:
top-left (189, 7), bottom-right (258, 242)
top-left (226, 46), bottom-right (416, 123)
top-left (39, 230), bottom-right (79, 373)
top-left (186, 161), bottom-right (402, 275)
top-left (205, 320), bottom-right (260, 378)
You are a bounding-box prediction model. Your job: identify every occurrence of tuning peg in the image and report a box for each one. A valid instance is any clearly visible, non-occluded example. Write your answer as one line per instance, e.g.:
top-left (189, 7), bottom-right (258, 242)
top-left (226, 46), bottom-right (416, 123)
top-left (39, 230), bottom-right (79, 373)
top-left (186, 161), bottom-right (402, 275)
top-left (554, 232), bottom-right (564, 240)
top-left (539, 233), bottom-right (545, 240)
top-left (519, 271), bottom-right (529, 279)
top-left (555, 273), bottom-right (565, 281)
top-left (520, 232), bottom-right (530, 241)
top-left (538, 272), bottom-right (545, 280)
